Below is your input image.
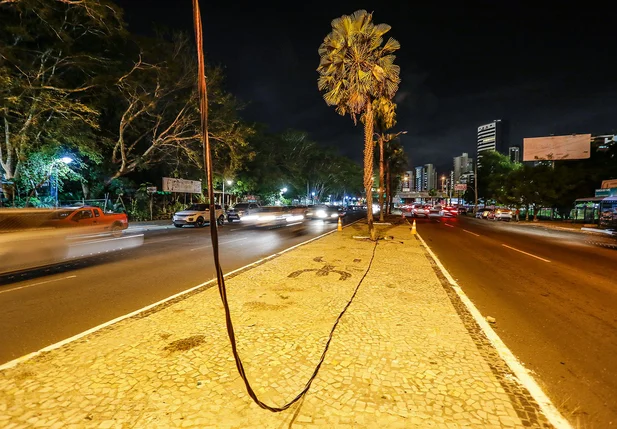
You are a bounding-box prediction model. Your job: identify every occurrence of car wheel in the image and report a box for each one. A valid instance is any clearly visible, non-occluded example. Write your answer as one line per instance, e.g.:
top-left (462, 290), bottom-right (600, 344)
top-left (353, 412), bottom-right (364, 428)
top-left (111, 223), bottom-right (123, 237)
top-left (174, 224), bottom-right (183, 228)
top-left (217, 215), bottom-right (224, 226)
top-left (196, 217), bottom-right (205, 228)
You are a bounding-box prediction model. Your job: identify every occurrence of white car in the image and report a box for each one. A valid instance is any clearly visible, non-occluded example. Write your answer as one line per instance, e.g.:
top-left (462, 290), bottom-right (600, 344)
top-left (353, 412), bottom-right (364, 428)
top-left (490, 208), bottom-right (513, 222)
top-left (173, 204), bottom-right (225, 228)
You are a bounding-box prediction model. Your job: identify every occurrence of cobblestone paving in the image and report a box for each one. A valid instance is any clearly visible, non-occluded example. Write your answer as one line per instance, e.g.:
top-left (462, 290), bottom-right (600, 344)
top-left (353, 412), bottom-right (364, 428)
top-left (0, 221), bottom-right (555, 428)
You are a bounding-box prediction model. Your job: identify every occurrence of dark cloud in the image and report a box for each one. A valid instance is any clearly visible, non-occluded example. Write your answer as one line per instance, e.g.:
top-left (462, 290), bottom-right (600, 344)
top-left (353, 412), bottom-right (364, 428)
top-left (116, 0), bottom-right (617, 173)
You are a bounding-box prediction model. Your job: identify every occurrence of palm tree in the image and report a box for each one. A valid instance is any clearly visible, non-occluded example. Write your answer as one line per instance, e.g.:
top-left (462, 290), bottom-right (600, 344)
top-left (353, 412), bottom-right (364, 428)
top-left (373, 98), bottom-right (396, 221)
top-left (317, 10), bottom-right (400, 239)
top-left (385, 141), bottom-right (408, 214)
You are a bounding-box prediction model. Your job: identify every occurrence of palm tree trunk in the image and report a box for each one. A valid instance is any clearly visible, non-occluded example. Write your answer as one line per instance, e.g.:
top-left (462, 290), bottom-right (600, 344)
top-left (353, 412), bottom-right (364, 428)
top-left (363, 101), bottom-right (375, 239)
top-left (378, 136), bottom-right (385, 221)
top-left (386, 163), bottom-right (391, 214)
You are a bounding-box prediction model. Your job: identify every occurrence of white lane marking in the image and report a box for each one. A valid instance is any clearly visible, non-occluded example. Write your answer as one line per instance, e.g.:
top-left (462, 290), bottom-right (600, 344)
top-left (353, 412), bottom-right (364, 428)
top-left (502, 244), bottom-right (551, 263)
top-left (416, 233), bottom-right (572, 429)
top-left (189, 237), bottom-right (247, 251)
top-left (463, 229), bottom-right (480, 237)
top-left (444, 223), bottom-right (454, 228)
top-left (0, 218), bottom-right (363, 371)
top-left (0, 276), bottom-right (77, 295)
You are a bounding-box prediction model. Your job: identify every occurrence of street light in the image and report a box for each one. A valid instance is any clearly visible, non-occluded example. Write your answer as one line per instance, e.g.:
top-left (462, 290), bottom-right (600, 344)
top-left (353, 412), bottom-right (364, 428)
top-left (222, 179), bottom-right (233, 208)
top-left (51, 156), bottom-right (72, 208)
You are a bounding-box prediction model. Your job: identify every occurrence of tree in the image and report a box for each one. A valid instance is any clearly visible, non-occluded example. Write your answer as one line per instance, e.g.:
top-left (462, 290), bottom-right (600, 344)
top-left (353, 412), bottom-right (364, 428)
top-left (103, 33), bottom-right (254, 185)
top-left (318, 10), bottom-right (401, 239)
top-left (373, 98), bottom-right (396, 221)
top-left (0, 0), bottom-right (125, 200)
top-left (385, 141), bottom-right (408, 214)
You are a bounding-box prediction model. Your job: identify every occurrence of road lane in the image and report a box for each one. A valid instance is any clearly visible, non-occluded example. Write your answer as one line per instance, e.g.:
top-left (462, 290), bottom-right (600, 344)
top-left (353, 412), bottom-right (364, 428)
top-left (0, 216), bottom-right (359, 364)
top-left (416, 215), bottom-right (617, 428)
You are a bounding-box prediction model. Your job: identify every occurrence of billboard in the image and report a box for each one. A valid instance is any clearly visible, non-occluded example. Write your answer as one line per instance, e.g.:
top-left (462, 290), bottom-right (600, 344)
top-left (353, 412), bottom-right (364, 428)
top-left (162, 177), bottom-right (202, 193)
top-left (454, 184), bottom-right (467, 191)
top-left (523, 134), bottom-right (591, 161)
top-left (601, 179), bottom-right (617, 189)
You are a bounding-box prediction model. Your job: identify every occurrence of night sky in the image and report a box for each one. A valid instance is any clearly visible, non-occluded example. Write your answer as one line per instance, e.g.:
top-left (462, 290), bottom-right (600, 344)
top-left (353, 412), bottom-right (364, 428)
top-left (116, 1), bottom-right (617, 173)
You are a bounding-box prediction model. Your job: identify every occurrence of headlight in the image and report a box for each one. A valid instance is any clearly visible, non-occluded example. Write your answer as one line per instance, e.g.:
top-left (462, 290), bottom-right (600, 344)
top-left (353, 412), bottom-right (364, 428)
top-left (287, 215), bottom-right (304, 222)
top-left (331, 213), bottom-right (338, 218)
top-left (260, 215), bottom-right (276, 221)
top-left (242, 215), bottom-right (257, 221)
top-left (188, 217), bottom-right (194, 221)
top-left (316, 210), bottom-right (326, 218)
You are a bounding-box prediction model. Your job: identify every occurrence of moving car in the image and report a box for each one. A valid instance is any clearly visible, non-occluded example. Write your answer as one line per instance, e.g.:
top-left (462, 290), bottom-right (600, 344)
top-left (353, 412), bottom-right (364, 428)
top-left (305, 205), bottom-right (343, 221)
top-left (48, 205), bottom-right (128, 236)
top-left (239, 206), bottom-right (306, 233)
top-left (226, 202), bottom-right (262, 223)
top-left (173, 204), bottom-right (225, 228)
top-left (411, 204), bottom-right (430, 218)
top-left (488, 208), bottom-right (513, 221)
top-left (442, 206), bottom-right (458, 217)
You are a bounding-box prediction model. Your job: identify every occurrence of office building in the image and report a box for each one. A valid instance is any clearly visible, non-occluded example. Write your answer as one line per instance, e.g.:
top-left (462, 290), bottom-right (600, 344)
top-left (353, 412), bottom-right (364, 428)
top-left (508, 146), bottom-right (520, 163)
top-left (400, 170), bottom-right (413, 192)
top-left (424, 164), bottom-right (437, 191)
top-left (414, 166), bottom-right (423, 191)
top-left (453, 152), bottom-right (474, 184)
top-left (477, 119), bottom-right (508, 166)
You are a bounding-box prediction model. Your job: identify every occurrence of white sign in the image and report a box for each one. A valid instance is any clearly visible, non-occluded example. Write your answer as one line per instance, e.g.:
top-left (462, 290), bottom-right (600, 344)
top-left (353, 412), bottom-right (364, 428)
top-left (146, 186), bottom-right (157, 194)
top-left (162, 177), bottom-right (202, 194)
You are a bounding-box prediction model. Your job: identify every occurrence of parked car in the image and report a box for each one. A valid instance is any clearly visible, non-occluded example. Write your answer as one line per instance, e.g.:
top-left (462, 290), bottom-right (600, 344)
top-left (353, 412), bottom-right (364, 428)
top-left (48, 205), bottom-right (128, 236)
top-left (488, 208), bottom-right (512, 221)
top-left (173, 204), bottom-right (225, 228)
top-left (458, 207), bottom-right (468, 214)
top-left (226, 202), bottom-right (262, 223)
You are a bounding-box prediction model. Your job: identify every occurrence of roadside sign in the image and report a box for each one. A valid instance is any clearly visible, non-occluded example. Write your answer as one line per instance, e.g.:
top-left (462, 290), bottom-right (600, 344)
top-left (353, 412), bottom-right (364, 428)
top-left (596, 188), bottom-right (617, 197)
top-left (601, 179), bottom-right (617, 189)
top-left (162, 177), bottom-right (202, 193)
top-left (454, 184), bottom-right (467, 191)
top-left (146, 186), bottom-right (157, 194)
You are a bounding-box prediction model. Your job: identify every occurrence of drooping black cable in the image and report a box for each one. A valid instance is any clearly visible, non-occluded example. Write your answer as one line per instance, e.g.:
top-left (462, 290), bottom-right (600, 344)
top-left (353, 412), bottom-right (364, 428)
top-left (192, 0), bottom-right (379, 412)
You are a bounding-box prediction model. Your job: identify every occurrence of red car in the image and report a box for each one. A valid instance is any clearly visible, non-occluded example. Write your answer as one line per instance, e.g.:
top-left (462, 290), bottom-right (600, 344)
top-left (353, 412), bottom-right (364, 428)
top-left (442, 206), bottom-right (458, 217)
top-left (49, 206), bottom-right (128, 236)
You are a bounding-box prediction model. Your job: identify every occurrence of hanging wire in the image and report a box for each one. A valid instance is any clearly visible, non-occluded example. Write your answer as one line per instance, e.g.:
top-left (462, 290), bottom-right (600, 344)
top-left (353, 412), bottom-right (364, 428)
top-left (191, 0), bottom-right (379, 412)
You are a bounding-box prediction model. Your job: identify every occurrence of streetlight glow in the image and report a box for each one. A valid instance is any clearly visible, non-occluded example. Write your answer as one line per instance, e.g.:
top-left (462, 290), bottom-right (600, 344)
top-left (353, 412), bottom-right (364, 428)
top-left (60, 157), bottom-right (73, 164)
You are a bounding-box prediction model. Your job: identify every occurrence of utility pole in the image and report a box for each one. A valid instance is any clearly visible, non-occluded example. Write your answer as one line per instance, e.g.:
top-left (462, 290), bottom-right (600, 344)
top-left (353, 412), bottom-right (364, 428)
top-left (474, 161), bottom-right (478, 214)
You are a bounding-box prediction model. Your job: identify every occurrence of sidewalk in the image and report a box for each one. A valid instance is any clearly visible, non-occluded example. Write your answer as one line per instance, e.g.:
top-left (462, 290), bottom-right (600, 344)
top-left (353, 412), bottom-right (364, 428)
top-left (0, 218), bottom-right (566, 428)
top-left (506, 219), bottom-right (616, 236)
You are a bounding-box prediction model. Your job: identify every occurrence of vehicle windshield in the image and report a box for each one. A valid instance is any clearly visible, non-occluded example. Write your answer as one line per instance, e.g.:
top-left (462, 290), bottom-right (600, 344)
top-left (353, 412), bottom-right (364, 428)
top-left (232, 203), bottom-right (250, 210)
top-left (185, 204), bottom-right (208, 211)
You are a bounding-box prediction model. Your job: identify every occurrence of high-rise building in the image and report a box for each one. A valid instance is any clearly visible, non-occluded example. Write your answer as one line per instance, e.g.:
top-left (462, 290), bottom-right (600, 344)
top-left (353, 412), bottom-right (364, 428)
top-left (453, 152), bottom-right (474, 183)
top-left (508, 146), bottom-right (520, 163)
top-left (400, 170), bottom-right (413, 191)
top-left (424, 164), bottom-right (437, 191)
top-left (414, 166), bottom-right (423, 191)
top-left (477, 119), bottom-right (508, 166)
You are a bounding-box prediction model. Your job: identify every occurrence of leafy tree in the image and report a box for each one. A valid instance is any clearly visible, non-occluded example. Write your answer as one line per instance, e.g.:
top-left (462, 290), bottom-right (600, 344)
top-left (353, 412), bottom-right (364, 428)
top-left (0, 0), bottom-right (125, 200)
top-left (373, 98), bottom-right (396, 220)
top-left (476, 150), bottom-right (521, 205)
top-left (318, 10), bottom-right (401, 239)
top-left (385, 140), bottom-right (408, 214)
top-left (103, 33), bottom-right (254, 185)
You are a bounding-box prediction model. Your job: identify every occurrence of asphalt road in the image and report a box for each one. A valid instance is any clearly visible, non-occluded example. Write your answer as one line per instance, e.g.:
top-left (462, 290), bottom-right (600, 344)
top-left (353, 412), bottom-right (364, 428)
top-left (415, 215), bottom-right (617, 428)
top-left (0, 215), bottom-right (361, 365)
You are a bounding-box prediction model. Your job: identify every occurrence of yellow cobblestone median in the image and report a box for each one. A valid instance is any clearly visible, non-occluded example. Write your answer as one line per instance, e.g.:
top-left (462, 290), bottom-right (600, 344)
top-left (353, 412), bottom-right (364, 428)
top-left (0, 220), bottom-right (552, 428)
